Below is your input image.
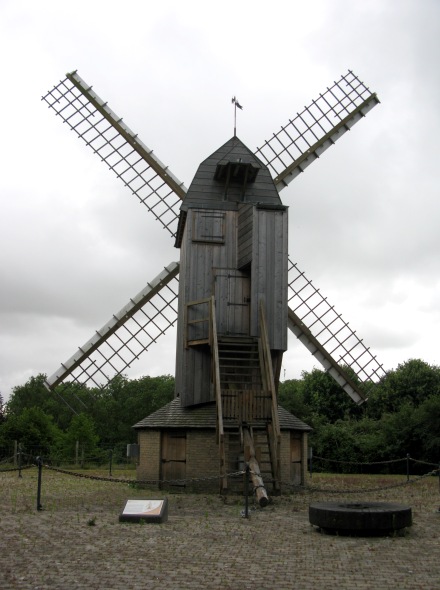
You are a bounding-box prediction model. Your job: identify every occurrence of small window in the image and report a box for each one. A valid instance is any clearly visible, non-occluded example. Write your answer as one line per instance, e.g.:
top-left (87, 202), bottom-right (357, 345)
top-left (192, 211), bottom-right (225, 244)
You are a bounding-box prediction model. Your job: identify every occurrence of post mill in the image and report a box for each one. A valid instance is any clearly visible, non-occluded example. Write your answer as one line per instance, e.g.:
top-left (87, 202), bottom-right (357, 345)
top-left (42, 70), bottom-right (384, 500)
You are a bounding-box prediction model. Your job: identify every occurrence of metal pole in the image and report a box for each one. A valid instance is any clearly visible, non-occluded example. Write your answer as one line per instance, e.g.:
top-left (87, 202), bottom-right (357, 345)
top-left (36, 457), bottom-right (43, 511)
top-left (437, 460), bottom-right (440, 514)
top-left (18, 443), bottom-right (22, 478)
top-left (109, 449), bottom-right (113, 477)
top-left (406, 453), bottom-right (410, 482)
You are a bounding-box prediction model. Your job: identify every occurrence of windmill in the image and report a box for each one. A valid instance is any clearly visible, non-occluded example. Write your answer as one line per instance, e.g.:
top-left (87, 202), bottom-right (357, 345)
top-left (42, 70), bottom-right (384, 498)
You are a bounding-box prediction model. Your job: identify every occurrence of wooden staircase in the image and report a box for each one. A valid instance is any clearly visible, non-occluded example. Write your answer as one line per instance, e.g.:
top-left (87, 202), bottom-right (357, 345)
top-left (218, 337), bottom-right (272, 423)
top-left (218, 336), bottom-right (261, 390)
top-left (217, 334), bottom-right (280, 497)
top-left (185, 297), bottom-right (281, 499)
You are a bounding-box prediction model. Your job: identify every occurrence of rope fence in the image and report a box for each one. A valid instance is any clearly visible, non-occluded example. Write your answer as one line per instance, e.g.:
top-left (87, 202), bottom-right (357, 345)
top-left (1, 451), bottom-right (438, 514)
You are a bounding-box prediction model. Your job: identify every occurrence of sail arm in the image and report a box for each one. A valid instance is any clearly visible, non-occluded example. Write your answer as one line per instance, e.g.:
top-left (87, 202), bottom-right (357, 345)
top-left (287, 258), bottom-right (385, 401)
top-left (44, 261), bottom-right (179, 391)
top-left (274, 93), bottom-right (379, 191)
top-left (254, 70), bottom-right (379, 191)
top-left (42, 72), bottom-right (187, 236)
top-left (288, 307), bottom-right (366, 405)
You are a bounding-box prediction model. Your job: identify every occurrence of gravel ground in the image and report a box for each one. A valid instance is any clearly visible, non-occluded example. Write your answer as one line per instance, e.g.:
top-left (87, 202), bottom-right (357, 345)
top-left (1, 468), bottom-right (439, 589)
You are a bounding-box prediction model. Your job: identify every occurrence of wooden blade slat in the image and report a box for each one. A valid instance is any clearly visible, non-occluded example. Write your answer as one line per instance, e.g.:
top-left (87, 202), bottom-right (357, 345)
top-left (254, 70), bottom-right (379, 191)
top-left (288, 258), bottom-right (385, 396)
top-left (42, 72), bottom-right (187, 236)
top-left (44, 262), bottom-right (180, 391)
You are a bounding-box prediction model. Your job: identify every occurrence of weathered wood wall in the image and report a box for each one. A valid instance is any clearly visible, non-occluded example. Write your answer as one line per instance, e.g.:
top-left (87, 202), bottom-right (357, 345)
top-left (175, 204), bottom-right (288, 407)
top-left (250, 205), bottom-right (288, 351)
top-left (175, 208), bottom-right (239, 407)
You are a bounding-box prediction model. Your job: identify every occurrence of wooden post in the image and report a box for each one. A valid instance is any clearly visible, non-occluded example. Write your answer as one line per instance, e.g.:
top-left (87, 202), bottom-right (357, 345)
top-left (243, 428), bottom-right (269, 507)
top-left (211, 297), bottom-right (227, 491)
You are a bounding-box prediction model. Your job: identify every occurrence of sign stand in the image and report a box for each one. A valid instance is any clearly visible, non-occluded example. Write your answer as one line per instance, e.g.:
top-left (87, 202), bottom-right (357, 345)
top-left (119, 498), bottom-right (168, 524)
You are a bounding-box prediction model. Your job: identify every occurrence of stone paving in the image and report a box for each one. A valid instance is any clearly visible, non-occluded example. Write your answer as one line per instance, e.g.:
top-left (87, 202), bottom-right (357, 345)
top-left (1, 469), bottom-right (439, 589)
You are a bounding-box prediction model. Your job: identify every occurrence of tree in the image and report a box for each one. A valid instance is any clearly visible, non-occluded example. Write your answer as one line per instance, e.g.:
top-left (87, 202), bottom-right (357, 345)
top-left (0, 392), bottom-right (5, 425)
top-left (300, 368), bottom-right (363, 423)
top-left (367, 359), bottom-right (440, 419)
top-left (0, 407), bottom-right (62, 453)
top-left (413, 394), bottom-right (440, 462)
top-left (62, 413), bottom-right (100, 463)
top-left (278, 379), bottom-right (311, 422)
top-left (6, 374), bottom-right (91, 431)
top-left (89, 374), bottom-right (174, 446)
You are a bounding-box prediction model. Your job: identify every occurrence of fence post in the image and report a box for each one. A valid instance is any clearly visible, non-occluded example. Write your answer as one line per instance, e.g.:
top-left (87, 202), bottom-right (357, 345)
top-left (36, 457), bottom-right (43, 511)
top-left (308, 447), bottom-right (313, 478)
top-left (13, 440), bottom-right (18, 468)
top-left (406, 453), bottom-right (410, 482)
top-left (109, 449), bottom-right (113, 477)
top-left (18, 443), bottom-right (22, 478)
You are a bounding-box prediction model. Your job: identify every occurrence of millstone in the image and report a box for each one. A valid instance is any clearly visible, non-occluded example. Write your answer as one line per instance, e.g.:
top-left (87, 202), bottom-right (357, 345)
top-left (309, 501), bottom-right (412, 535)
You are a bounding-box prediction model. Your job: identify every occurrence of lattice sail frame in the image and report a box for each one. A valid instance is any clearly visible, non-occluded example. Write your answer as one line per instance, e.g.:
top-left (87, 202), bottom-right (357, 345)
top-left (42, 71), bottom-right (185, 236)
top-left (44, 262), bottom-right (179, 391)
top-left (287, 259), bottom-right (385, 400)
top-left (42, 69), bottom-right (384, 396)
top-left (255, 70), bottom-right (379, 191)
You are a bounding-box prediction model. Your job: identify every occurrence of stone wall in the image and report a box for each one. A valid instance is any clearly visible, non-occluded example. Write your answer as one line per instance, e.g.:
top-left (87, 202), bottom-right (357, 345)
top-left (136, 429), bottom-right (161, 483)
top-left (136, 427), bottom-right (309, 493)
top-left (185, 430), bottom-right (219, 492)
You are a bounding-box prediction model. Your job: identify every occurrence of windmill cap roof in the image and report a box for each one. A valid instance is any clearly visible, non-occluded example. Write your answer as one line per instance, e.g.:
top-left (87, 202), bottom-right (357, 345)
top-left (174, 136), bottom-right (283, 247)
top-left (182, 136), bottom-right (282, 210)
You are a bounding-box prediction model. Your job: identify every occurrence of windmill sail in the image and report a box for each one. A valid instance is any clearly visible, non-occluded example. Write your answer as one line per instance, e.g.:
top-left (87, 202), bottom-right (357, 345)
top-left (42, 72), bottom-right (186, 236)
top-left (42, 69), bottom-right (385, 401)
top-left (44, 262), bottom-right (179, 391)
top-left (288, 261), bottom-right (385, 403)
top-left (255, 70), bottom-right (379, 192)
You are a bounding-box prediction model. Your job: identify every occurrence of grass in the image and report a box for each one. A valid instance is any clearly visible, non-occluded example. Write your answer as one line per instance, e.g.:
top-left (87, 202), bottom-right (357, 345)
top-left (0, 467), bottom-right (438, 515)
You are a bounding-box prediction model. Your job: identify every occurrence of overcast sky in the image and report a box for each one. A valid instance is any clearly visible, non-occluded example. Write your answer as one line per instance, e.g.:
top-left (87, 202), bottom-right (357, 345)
top-left (1, 0), bottom-right (439, 401)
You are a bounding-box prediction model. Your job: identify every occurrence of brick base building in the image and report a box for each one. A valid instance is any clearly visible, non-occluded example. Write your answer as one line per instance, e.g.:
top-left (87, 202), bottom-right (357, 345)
top-left (134, 399), bottom-right (311, 494)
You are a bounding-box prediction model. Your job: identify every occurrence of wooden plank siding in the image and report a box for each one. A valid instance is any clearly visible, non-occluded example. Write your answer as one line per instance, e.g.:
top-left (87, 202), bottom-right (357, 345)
top-left (237, 204), bottom-right (253, 269)
top-left (175, 142), bottom-right (288, 408)
top-left (250, 206), bottom-right (288, 351)
top-left (175, 205), bottom-right (288, 406)
top-left (221, 389), bottom-right (272, 422)
top-left (160, 431), bottom-right (187, 488)
top-left (175, 209), bottom-right (240, 407)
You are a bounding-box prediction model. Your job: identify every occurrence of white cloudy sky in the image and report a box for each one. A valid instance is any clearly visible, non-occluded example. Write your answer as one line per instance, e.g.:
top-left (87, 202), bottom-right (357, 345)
top-left (1, 0), bottom-right (439, 401)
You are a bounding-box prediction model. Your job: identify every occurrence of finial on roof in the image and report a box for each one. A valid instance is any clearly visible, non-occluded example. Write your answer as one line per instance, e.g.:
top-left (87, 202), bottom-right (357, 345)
top-left (231, 96), bottom-right (243, 136)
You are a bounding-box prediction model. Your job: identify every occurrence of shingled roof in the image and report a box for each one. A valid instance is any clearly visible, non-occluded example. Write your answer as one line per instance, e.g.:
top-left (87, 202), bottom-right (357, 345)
top-left (180, 136), bottom-right (281, 212)
top-left (174, 136), bottom-right (284, 248)
top-left (133, 398), bottom-right (311, 432)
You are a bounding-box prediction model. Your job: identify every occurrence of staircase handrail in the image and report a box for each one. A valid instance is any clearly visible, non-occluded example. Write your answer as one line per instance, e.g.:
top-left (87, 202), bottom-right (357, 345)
top-left (209, 296), bottom-right (227, 489)
top-left (259, 301), bottom-right (281, 438)
top-left (210, 296), bottom-right (223, 437)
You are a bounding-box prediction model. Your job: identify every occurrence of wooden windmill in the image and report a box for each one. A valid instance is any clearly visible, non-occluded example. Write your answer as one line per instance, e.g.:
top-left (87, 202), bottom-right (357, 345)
top-left (42, 70), bottom-right (384, 499)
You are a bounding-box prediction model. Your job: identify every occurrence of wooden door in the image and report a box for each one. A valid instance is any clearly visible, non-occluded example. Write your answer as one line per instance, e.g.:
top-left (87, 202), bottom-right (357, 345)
top-left (214, 270), bottom-right (250, 336)
top-left (161, 431), bottom-right (186, 488)
top-left (290, 433), bottom-right (302, 485)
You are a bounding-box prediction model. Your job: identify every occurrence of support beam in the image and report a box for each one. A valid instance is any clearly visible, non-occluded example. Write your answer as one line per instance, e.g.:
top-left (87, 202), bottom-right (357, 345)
top-left (243, 428), bottom-right (269, 507)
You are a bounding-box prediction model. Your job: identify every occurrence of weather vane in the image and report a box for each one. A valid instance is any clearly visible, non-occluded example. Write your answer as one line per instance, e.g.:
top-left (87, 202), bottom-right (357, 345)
top-left (231, 96), bottom-right (243, 136)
